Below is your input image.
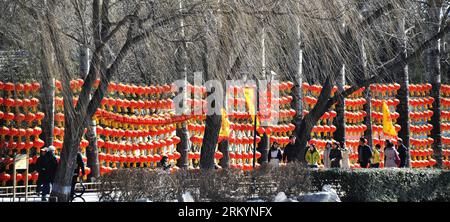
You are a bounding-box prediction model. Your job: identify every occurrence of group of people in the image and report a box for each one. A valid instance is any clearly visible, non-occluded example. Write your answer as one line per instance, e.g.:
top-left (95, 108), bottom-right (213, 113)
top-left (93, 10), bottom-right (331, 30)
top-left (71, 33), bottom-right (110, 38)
top-left (36, 146), bottom-right (85, 201)
top-left (267, 135), bottom-right (409, 169)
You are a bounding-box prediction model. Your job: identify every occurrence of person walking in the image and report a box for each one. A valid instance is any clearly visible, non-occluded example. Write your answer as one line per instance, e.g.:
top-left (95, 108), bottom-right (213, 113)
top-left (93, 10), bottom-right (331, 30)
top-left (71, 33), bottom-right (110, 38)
top-left (340, 142), bottom-right (351, 169)
top-left (35, 148), bottom-right (48, 195)
top-left (396, 138), bottom-right (409, 168)
top-left (282, 135), bottom-right (297, 163)
top-left (40, 146), bottom-right (57, 201)
top-left (70, 151), bottom-right (85, 201)
top-left (384, 140), bottom-right (400, 168)
top-left (268, 142), bottom-right (283, 167)
top-left (329, 142), bottom-right (342, 168)
top-left (370, 144), bottom-right (381, 168)
top-left (305, 145), bottom-right (320, 168)
top-left (357, 137), bottom-right (372, 168)
top-left (323, 142), bottom-right (332, 169)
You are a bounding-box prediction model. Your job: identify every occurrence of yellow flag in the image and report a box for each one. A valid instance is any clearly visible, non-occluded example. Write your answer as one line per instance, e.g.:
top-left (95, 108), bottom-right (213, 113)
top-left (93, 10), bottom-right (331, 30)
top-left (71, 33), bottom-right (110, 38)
top-left (382, 101), bottom-right (397, 136)
top-left (219, 108), bottom-right (230, 137)
top-left (244, 87), bottom-right (260, 127)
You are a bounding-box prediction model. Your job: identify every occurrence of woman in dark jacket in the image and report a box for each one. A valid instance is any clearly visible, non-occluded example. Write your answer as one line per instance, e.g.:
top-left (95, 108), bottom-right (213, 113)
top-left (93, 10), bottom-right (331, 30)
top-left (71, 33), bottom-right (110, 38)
top-left (329, 142), bottom-right (342, 168)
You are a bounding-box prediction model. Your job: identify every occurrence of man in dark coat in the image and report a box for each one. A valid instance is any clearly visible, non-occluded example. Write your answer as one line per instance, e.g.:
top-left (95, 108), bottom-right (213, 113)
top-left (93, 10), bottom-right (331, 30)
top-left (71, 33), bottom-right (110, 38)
top-left (396, 138), bottom-right (409, 168)
top-left (357, 137), bottom-right (372, 168)
top-left (35, 148), bottom-right (48, 194)
top-left (40, 146), bottom-right (58, 201)
top-left (282, 135), bottom-right (297, 163)
top-left (70, 152), bottom-right (85, 200)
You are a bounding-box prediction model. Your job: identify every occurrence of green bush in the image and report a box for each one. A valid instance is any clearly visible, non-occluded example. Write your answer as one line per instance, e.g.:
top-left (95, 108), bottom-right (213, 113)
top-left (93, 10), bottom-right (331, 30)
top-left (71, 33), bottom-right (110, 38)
top-left (309, 168), bottom-right (450, 202)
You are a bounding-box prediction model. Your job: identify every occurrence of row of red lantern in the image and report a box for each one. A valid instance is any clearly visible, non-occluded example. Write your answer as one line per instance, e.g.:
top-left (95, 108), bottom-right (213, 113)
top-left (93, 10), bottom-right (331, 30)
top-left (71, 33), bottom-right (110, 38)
top-left (410, 124), bottom-right (433, 135)
top-left (269, 136), bottom-right (292, 146)
top-left (346, 125), bottom-right (368, 134)
top-left (411, 160), bottom-right (436, 168)
top-left (311, 125), bottom-right (337, 134)
top-left (227, 109), bottom-right (296, 120)
top-left (0, 172), bottom-right (38, 183)
top-left (92, 97), bottom-right (174, 112)
top-left (302, 83), bottom-right (339, 96)
top-left (0, 98), bottom-right (40, 113)
top-left (410, 111), bottom-right (434, 121)
top-left (442, 111), bottom-right (450, 120)
top-left (94, 110), bottom-right (191, 127)
top-left (409, 84), bottom-right (432, 96)
top-left (410, 138), bottom-right (434, 147)
top-left (99, 137), bottom-right (181, 151)
top-left (441, 97), bottom-right (450, 107)
top-left (410, 149), bottom-right (434, 157)
top-left (56, 79), bottom-right (175, 96)
top-left (229, 136), bottom-right (262, 145)
top-left (229, 151), bottom-right (262, 160)
top-left (96, 126), bottom-right (176, 139)
top-left (345, 111), bottom-right (367, 123)
top-left (0, 82), bottom-right (41, 97)
top-left (442, 85), bottom-right (450, 97)
top-left (99, 152), bottom-right (181, 163)
top-left (265, 124), bottom-right (296, 135)
top-left (1, 127), bottom-right (43, 141)
top-left (372, 124), bottom-right (401, 133)
top-left (369, 84), bottom-right (401, 96)
top-left (1, 139), bottom-right (45, 150)
top-left (442, 137), bottom-right (450, 145)
top-left (442, 149), bottom-right (450, 157)
top-left (344, 98), bottom-right (366, 109)
top-left (371, 111), bottom-right (400, 121)
top-left (0, 112), bottom-right (45, 126)
top-left (409, 97), bottom-right (434, 108)
top-left (371, 99), bottom-right (400, 108)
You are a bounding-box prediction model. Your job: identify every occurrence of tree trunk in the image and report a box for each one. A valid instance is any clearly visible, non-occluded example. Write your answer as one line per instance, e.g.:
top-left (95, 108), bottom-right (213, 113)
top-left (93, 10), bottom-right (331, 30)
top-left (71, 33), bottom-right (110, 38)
top-left (295, 77), bottom-right (333, 162)
top-left (334, 66), bottom-right (346, 143)
top-left (395, 17), bottom-right (411, 153)
top-left (200, 112), bottom-right (221, 170)
top-left (363, 88), bottom-right (373, 147)
top-left (218, 140), bottom-right (229, 168)
top-left (175, 0), bottom-right (190, 169)
top-left (39, 62), bottom-right (55, 148)
top-left (257, 133), bottom-right (269, 164)
top-left (426, 0), bottom-right (443, 168)
top-left (80, 46), bottom-right (100, 180)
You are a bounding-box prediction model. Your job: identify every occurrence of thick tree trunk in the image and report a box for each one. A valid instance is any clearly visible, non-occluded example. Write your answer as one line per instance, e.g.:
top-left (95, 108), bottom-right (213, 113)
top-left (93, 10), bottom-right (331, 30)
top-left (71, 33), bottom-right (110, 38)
top-left (295, 77), bottom-right (333, 162)
top-left (426, 0), bottom-right (443, 168)
top-left (39, 63), bottom-right (55, 148)
top-left (80, 46), bottom-right (100, 180)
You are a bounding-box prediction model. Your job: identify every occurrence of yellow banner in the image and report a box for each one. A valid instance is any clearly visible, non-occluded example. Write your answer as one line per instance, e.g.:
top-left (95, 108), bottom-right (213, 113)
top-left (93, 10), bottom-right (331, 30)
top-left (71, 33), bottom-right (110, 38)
top-left (382, 101), bottom-right (397, 136)
top-left (219, 108), bottom-right (230, 137)
top-left (244, 87), bottom-right (260, 127)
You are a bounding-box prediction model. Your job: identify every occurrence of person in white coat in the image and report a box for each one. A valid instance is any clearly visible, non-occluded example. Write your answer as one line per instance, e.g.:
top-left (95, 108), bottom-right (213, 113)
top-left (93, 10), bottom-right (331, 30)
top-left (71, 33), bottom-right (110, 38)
top-left (323, 142), bottom-right (332, 169)
top-left (268, 142), bottom-right (282, 167)
top-left (339, 141), bottom-right (351, 169)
